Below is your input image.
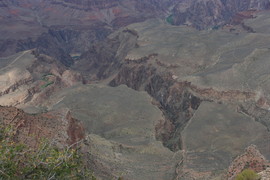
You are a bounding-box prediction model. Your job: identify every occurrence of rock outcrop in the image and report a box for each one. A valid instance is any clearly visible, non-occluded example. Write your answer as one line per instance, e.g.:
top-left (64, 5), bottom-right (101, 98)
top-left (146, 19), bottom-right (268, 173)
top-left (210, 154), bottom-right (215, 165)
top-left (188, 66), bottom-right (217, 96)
top-left (259, 168), bottom-right (270, 180)
top-left (0, 106), bottom-right (85, 147)
top-left (227, 145), bottom-right (269, 180)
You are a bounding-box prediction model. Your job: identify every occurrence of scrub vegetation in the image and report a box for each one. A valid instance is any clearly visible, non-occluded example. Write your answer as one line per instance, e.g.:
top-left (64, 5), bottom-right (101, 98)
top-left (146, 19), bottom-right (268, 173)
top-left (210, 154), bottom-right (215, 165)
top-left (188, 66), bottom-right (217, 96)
top-left (0, 124), bottom-right (95, 180)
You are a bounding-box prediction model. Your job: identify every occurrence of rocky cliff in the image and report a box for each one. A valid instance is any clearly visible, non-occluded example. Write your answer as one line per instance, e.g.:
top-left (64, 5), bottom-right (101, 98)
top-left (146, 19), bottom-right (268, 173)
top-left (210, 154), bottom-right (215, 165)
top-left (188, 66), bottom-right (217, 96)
top-left (0, 106), bottom-right (85, 147)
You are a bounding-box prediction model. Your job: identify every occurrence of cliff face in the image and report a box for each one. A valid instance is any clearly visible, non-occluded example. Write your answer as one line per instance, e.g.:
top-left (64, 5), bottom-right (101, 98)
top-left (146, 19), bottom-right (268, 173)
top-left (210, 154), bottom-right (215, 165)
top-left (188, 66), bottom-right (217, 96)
top-left (108, 58), bottom-right (261, 152)
top-left (0, 106), bottom-right (85, 147)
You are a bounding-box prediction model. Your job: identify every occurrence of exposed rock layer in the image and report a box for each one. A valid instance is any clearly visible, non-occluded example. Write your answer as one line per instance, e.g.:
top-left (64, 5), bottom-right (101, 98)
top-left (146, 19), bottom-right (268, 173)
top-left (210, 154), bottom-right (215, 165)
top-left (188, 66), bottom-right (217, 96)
top-left (0, 106), bottom-right (84, 147)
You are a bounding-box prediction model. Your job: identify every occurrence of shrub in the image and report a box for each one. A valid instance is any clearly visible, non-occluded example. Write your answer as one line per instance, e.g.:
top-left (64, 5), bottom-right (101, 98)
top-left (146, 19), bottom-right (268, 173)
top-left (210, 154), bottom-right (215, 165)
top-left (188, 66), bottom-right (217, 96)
top-left (166, 15), bottom-right (174, 25)
top-left (235, 169), bottom-right (260, 180)
top-left (41, 81), bottom-right (54, 88)
top-left (0, 125), bottom-right (95, 179)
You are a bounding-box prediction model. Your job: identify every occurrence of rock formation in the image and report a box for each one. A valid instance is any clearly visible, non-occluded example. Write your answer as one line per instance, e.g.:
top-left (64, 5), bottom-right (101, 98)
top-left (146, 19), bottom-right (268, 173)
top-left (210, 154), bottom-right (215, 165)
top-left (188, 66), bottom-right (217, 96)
top-left (0, 106), bottom-right (85, 147)
top-left (259, 168), bottom-right (270, 180)
top-left (227, 145), bottom-right (269, 180)
top-left (171, 0), bottom-right (270, 29)
top-left (1, 0), bottom-right (270, 179)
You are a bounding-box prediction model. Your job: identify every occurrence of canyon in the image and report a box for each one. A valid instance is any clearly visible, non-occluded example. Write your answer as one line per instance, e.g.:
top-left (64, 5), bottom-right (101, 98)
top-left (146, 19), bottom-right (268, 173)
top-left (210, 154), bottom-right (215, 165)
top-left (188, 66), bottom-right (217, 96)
top-left (1, 0), bottom-right (270, 179)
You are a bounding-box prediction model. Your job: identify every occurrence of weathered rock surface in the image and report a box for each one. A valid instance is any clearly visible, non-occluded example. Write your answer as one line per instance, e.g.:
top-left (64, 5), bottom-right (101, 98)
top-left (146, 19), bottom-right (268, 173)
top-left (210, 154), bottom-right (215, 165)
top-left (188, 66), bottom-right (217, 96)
top-left (259, 168), bottom-right (270, 180)
top-left (227, 145), bottom-right (269, 180)
top-left (0, 106), bottom-right (84, 147)
top-left (42, 84), bottom-right (181, 180)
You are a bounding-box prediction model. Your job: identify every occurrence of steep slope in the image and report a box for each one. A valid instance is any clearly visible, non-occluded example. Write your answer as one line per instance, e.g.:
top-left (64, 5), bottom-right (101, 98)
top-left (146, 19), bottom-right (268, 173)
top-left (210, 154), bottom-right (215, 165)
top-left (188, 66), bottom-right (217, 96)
top-left (0, 106), bottom-right (84, 147)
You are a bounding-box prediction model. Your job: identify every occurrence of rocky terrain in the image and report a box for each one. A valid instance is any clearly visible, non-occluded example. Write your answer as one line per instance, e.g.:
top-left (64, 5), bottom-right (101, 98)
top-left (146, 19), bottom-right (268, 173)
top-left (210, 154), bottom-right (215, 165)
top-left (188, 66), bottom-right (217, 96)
top-left (259, 168), bottom-right (270, 179)
top-left (75, 10), bottom-right (270, 179)
top-left (0, 105), bottom-right (85, 148)
top-left (0, 49), bottom-right (84, 110)
top-left (0, 0), bottom-right (269, 64)
top-left (1, 0), bottom-right (270, 179)
top-left (170, 0), bottom-right (270, 29)
top-left (227, 145), bottom-right (269, 180)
